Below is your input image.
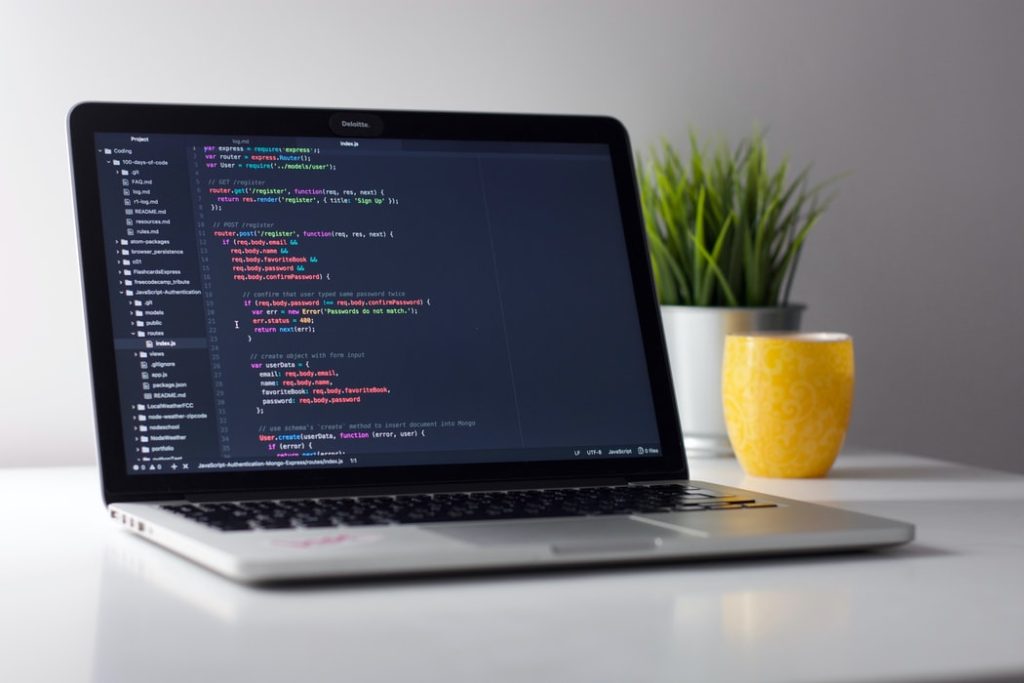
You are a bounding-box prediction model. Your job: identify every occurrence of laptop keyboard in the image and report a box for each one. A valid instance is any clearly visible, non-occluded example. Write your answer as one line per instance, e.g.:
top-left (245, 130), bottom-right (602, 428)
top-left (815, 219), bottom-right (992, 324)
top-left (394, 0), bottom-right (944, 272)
top-left (160, 484), bottom-right (777, 532)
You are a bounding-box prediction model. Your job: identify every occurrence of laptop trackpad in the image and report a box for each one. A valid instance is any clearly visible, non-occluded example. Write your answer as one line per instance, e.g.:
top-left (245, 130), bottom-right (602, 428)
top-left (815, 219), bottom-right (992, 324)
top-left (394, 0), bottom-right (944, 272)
top-left (428, 517), bottom-right (678, 553)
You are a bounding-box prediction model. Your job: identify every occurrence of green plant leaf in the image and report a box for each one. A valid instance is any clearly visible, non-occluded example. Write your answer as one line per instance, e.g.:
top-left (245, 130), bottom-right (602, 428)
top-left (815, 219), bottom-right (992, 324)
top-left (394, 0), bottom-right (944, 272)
top-left (636, 128), bottom-right (841, 307)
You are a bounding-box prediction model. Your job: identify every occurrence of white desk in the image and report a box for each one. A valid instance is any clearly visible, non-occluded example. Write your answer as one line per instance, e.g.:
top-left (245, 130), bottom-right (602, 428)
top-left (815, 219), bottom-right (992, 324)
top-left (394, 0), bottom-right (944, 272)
top-left (2, 451), bottom-right (1022, 683)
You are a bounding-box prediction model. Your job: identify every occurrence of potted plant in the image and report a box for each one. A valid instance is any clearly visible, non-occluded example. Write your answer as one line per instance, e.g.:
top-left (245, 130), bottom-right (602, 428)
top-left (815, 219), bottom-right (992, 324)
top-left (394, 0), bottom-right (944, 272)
top-left (637, 130), bottom-right (839, 456)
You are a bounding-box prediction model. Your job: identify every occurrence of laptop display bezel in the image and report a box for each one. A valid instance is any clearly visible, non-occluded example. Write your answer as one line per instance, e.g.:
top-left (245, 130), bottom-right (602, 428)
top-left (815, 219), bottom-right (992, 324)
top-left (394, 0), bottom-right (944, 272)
top-left (69, 102), bottom-right (689, 503)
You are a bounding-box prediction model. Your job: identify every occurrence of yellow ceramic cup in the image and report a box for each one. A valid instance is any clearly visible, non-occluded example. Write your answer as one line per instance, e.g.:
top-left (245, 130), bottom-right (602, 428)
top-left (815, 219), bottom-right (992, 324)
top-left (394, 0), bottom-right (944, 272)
top-left (722, 332), bottom-right (854, 478)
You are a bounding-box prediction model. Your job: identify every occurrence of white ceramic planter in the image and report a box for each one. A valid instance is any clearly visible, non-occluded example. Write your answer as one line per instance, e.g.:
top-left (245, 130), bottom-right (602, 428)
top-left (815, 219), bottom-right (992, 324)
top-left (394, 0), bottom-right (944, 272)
top-left (660, 305), bottom-right (804, 456)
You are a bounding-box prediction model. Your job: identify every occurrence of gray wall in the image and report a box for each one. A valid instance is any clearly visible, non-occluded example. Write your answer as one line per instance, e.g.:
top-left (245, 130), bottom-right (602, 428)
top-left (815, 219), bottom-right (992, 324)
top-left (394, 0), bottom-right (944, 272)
top-left (1, 0), bottom-right (1021, 471)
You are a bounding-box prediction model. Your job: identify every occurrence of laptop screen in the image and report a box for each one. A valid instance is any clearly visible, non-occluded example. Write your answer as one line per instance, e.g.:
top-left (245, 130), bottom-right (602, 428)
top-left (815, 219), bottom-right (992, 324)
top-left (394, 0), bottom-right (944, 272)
top-left (89, 130), bottom-right (663, 476)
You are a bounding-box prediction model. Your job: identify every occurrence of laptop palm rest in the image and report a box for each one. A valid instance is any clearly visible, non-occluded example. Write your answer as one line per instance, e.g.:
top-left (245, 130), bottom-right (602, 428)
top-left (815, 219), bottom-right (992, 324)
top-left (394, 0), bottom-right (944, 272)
top-left (428, 517), bottom-right (685, 553)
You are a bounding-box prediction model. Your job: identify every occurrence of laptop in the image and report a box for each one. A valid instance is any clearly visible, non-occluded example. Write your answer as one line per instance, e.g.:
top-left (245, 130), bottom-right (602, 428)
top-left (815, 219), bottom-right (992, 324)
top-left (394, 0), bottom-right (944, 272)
top-left (68, 102), bottom-right (913, 583)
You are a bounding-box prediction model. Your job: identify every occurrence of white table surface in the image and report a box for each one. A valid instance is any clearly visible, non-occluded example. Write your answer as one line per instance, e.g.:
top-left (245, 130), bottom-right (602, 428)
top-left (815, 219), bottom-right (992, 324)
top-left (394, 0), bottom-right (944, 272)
top-left (2, 451), bottom-right (1022, 683)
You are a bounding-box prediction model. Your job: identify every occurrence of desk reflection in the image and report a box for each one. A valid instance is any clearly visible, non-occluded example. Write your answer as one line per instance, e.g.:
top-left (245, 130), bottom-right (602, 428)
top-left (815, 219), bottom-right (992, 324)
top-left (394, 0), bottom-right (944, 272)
top-left (91, 531), bottom-right (876, 683)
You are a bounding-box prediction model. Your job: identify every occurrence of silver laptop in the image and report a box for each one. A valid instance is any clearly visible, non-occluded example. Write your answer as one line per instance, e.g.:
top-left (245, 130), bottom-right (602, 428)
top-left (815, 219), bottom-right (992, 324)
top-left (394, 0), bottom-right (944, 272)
top-left (69, 102), bottom-right (912, 583)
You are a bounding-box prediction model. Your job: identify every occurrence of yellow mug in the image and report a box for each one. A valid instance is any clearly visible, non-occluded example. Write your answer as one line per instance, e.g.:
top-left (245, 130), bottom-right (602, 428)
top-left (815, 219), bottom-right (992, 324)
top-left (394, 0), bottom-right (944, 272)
top-left (722, 332), bottom-right (854, 477)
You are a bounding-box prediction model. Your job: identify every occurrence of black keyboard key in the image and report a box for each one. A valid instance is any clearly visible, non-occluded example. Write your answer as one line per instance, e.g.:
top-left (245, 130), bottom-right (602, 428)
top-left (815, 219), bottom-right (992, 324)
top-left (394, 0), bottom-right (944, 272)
top-left (216, 523), bottom-right (252, 532)
top-left (293, 516), bottom-right (336, 528)
top-left (254, 518), bottom-right (295, 529)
